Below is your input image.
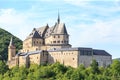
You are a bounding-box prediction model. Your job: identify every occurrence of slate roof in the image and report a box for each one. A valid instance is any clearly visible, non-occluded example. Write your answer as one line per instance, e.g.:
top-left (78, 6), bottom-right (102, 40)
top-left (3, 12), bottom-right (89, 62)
top-left (48, 47), bottom-right (111, 56)
top-left (48, 47), bottom-right (92, 52)
top-left (9, 37), bottom-right (14, 46)
top-left (52, 23), bottom-right (68, 35)
top-left (18, 50), bottom-right (43, 59)
top-left (93, 49), bottom-right (111, 56)
top-left (45, 26), bottom-right (55, 37)
top-left (36, 24), bottom-right (49, 38)
top-left (26, 28), bottom-right (42, 39)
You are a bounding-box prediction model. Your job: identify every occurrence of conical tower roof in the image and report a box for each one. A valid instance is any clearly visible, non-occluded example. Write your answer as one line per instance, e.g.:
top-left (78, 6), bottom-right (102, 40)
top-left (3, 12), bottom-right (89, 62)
top-left (9, 37), bottom-right (14, 46)
top-left (52, 13), bottom-right (68, 35)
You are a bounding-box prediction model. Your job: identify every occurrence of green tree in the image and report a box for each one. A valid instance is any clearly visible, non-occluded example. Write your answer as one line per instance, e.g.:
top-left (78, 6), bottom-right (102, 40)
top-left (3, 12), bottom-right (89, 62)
top-left (0, 61), bottom-right (9, 74)
top-left (90, 59), bottom-right (100, 74)
top-left (0, 28), bottom-right (22, 61)
top-left (111, 60), bottom-right (120, 79)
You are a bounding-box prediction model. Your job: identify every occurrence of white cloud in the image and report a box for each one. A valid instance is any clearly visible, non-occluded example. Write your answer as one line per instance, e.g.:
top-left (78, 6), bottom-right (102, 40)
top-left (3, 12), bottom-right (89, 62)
top-left (70, 18), bottom-right (120, 47)
top-left (0, 8), bottom-right (34, 40)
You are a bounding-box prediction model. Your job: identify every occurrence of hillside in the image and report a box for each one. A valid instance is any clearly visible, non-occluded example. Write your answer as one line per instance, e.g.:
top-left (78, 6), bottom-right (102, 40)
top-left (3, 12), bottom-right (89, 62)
top-left (113, 58), bottom-right (120, 61)
top-left (0, 28), bottom-right (22, 61)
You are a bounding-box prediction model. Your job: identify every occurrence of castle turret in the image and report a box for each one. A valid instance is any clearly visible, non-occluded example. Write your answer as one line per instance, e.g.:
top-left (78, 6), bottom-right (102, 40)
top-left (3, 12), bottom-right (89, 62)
top-left (22, 28), bottom-right (43, 52)
top-left (8, 37), bottom-right (16, 61)
top-left (45, 13), bottom-right (71, 49)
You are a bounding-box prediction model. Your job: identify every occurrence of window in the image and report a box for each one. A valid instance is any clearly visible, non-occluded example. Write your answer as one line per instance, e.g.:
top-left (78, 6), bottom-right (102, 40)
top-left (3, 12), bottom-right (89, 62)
top-left (66, 41), bottom-right (68, 44)
top-left (36, 48), bottom-right (38, 51)
top-left (73, 58), bottom-right (74, 60)
top-left (53, 41), bottom-right (56, 43)
top-left (87, 51), bottom-right (92, 55)
top-left (64, 41), bottom-right (66, 43)
top-left (61, 41), bottom-right (63, 43)
top-left (58, 35), bottom-right (60, 38)
top-left (54, 36), bottom-right (56, 38)
top-left (66, 35), bottom-right (68, 38)
top-left (57, 41), bottom-right (60, 43)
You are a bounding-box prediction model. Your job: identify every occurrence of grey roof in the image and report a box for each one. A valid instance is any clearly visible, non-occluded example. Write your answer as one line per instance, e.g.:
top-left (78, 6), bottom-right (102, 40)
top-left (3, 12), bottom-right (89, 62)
top-left (48, 47), bottom-right (111, 56)
top-left (45, 26), bottom-right (55, 37)
top-left (52, 23), bottom-right (68, 35)
top-left (48, 47), bottom-right (92, 52)
top-left (17, 50), bottom-right (43, 59)
top-left (37, 24), bottom-right (49, 38)
top-left (26, 28), bottom-right (42, 39)
top-left (93, 49), bottom-right (111, 56)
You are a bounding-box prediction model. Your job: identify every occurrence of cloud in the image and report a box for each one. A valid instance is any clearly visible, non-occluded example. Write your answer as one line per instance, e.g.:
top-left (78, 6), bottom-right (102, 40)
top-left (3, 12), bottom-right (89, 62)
top-left (0, 8), bottom-right (58, 40)
top-left (69, 18), bottom-right (120, 47)
top-left (0, 8), bottom-right (34, 40)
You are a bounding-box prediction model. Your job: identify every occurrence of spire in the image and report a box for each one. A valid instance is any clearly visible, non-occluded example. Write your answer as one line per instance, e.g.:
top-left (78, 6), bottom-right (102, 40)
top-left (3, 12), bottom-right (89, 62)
top-left (57, 11), bottom-right (60, 24)
top-left (9, 37), bottom-right (14, 46)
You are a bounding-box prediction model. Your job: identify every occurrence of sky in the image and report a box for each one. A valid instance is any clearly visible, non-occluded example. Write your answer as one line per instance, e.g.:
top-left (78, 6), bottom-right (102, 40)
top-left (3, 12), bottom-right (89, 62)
top-left (0, 0), bottom-right (120, 59)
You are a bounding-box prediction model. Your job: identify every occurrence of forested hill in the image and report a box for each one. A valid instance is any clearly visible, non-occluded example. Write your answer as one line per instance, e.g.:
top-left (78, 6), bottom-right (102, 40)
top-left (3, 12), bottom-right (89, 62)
top-left (0, 28), bottom-right (22, 61)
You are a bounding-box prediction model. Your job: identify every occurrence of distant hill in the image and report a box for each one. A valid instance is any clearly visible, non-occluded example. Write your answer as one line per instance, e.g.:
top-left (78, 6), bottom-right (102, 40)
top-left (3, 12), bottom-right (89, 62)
top-left (0, 28), bottom-right (22, 61)
top-left (113, 58), bottom-right (120, 61)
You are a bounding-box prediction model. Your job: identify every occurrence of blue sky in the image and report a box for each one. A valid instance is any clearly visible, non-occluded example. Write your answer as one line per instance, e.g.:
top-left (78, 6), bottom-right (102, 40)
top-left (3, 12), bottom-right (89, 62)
top-left (0, 0), bottom-right (120, 59)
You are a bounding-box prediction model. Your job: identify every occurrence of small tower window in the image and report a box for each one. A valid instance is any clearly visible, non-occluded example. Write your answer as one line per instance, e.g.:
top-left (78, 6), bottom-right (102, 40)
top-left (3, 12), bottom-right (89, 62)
top-left (54, 36), bottom-right (56, 38)
top-left (58, 35), bottom-right (60, 38)
top-left (64, 41), bottom-right (66, 43)
top-left (73, 58), bottom-right (74, 60)
top-left (66, 35), bottom-right (68, 38)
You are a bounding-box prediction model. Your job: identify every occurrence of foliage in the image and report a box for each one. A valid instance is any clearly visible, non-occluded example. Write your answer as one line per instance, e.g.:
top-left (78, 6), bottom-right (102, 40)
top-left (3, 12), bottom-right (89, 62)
top-left (0, 28), bottom-right (22, 61)
top-left (0, 60), bottom-right (120, 80)
top-left (0, 61), bottom-right (9, 74)
top-left (90, 59), bottom-right (100, 74)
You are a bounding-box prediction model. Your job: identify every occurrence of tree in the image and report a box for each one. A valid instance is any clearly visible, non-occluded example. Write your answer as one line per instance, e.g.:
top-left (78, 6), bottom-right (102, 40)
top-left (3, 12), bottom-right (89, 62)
top-left (111, 60), bottom-right (120, 79)
top-left (90, 59), bottom-right (100, 74)
top-left (0, 61), bottom-right (9, 74)
top-left (0, 28), bottom-right (22, 61)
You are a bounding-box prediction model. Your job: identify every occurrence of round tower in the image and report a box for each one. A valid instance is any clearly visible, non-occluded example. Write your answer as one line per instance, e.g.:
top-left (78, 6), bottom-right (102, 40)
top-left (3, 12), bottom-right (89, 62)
top-left (8, 37), bottom-right (16, 61)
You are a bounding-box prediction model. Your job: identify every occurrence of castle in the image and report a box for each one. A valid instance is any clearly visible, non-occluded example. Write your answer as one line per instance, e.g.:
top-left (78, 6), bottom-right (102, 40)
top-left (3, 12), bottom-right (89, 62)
top-left (7, 14), bottom-right (112, 68)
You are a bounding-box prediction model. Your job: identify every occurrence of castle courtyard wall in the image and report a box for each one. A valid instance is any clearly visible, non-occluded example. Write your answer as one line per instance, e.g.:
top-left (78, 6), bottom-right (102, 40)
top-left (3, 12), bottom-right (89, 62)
top-left (93, 55), bottom-right (112, 67)
top-left (48, 50), bottom-right (78, 68)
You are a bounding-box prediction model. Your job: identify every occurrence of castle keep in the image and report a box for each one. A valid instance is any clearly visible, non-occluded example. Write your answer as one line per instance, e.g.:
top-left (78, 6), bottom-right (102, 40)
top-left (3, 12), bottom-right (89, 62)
top-left (8, 15), bottom-right (112, 68)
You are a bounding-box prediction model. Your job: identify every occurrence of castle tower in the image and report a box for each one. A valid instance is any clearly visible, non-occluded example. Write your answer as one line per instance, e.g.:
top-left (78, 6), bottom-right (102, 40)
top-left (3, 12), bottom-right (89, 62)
top-left (8, 37), bottom-right (16, 61)
top-left (22, 28), bottom-right (43, 52)
top-left (45, 13), bottom-right (71, 49)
